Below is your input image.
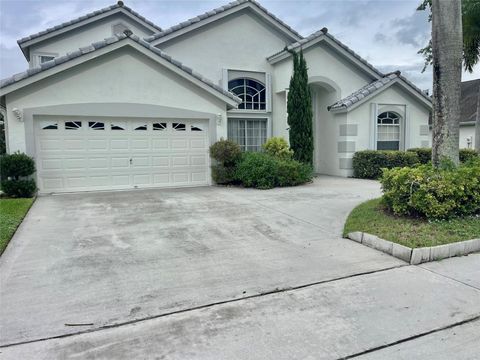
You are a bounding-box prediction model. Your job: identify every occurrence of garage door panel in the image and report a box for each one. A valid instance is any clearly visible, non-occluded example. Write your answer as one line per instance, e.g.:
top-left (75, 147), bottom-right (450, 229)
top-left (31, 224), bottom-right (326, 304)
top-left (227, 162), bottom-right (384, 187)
top-left (172, 156), bottom-right (189, 166)
top-left (171, 139), bottom-right (188, 149)
top-left (35, 118), bottom-right (210, 192)
top-left (64, 158), bottom-right (87, 170)
top-left (112, 175), bottom-right (130, 186)
top-left (172, 173), bottom-right (189, 183)
top-left (41, 178), bottom-right (64, 190)
top-left (152, 139), bottom-right (169, 150)
top-left (41, 159), bottom-right (63, 170)
top-left (40, 139), bottom-right (63, 151)
top-left (64, 139), bottom-right (86, 150)
top-left (131, 139), bottom-right (149, 150)
top-left (153, 173), bottom-right (170, 184)
top-left (90, 176), bottom-right (110, 187)
top-left (111, 157), bottom-right (130, 168)
top-left (110, 139), bottom-right (129, 150)
top-left (191, 155), bottom-right (207, 166)
top-left (88, 139), bottom-right (108, 150)
top-left (133, 174), bottom-right (151, 185)
top-left (66, 177), bottom-right (88, 188)
top-left (190, 139), bottom-right (206, 149)
top-left (132, 157), bottom-right (150, 167)
top-left (152, 156), bottom-right (169, 167)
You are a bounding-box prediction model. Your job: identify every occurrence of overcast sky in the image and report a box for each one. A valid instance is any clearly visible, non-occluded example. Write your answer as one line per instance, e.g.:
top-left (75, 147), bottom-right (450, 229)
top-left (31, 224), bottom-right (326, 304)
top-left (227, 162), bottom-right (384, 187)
top-left (0, 0), bottom-right (478, 90)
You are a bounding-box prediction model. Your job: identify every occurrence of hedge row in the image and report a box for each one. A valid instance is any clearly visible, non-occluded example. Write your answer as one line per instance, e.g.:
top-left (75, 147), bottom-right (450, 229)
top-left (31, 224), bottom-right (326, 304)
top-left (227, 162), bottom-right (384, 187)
top-left (381, 159), bottom-right (480, 220)
top-left (353, 148), bottom-right (479, 179)
top-left (352, 151), bottom-right (419, 179)
top-left (408, 148), bottom-right (479, 164)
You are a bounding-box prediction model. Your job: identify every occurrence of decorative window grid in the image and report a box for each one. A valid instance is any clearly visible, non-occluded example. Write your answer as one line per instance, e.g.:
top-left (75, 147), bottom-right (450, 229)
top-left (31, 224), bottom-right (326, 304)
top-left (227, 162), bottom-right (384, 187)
top-left (228, 78), bottom-right (266, 110)
top-left (65, 121), bottom-right (82, 130)
top-left (228, 118), bottom-right (267, 152)
top-left (377, 112), bottom-right (400, 150)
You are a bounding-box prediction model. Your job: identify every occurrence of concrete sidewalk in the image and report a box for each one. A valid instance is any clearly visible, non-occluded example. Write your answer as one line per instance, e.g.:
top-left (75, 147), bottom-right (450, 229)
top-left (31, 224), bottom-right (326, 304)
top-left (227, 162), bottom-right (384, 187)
top-left (2, 260), bottom-right (479, 359)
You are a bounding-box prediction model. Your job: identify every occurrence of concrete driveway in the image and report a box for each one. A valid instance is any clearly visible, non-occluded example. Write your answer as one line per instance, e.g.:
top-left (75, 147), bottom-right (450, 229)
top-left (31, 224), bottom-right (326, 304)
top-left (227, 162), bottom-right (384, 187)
top-left (1, 176), bottom-right (479, 359)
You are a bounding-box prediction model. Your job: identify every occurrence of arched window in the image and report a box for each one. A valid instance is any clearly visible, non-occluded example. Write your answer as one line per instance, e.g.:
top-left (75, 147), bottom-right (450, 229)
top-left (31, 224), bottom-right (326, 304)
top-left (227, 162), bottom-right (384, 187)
top-left (377, 112), bottom-right (400, 150)
top-left (228, 78), bottom-right (266, 110)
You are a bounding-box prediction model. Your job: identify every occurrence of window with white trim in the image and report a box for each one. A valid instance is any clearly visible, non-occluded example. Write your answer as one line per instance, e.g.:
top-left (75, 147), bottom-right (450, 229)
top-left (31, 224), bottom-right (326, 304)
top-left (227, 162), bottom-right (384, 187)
top-left (377, 112), bottom-right (400, 150)
top-left (228, 78), bottom-right (266, 110)
top-left (228, 118), bottom-right (267, 152)
top-left (39, 55), bottom-right (55, 64)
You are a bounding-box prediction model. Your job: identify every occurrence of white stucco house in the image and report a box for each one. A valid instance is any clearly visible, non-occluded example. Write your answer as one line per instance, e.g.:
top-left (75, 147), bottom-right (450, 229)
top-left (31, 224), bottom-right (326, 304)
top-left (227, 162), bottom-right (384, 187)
top-left (0, 0), bottom-right (432, 193)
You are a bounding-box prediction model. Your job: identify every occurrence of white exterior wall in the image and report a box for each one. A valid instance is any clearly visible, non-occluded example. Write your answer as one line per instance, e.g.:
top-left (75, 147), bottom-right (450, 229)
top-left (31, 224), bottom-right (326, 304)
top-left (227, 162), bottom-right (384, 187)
top-left (28, 14), bottom-right (155, 66)
top-left (271, 42), bottom-right (376, 156)
top-left (334, 84), bottom-right (430, 176)
top-left (158, 12), bottom-right (291, 84)
top-left (5, 47), bottom-right (227, 154)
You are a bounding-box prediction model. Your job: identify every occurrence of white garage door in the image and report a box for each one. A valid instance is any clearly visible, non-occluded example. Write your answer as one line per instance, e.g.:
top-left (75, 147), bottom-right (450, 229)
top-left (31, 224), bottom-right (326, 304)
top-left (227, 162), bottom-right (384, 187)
top-left (35, 117), bottom-right (210, 193)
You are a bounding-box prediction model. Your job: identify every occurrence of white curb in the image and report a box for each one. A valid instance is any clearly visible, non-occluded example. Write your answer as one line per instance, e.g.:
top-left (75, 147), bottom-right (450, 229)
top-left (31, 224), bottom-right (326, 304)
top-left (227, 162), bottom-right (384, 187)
top-left (346, 232), bottom-right (480, 265)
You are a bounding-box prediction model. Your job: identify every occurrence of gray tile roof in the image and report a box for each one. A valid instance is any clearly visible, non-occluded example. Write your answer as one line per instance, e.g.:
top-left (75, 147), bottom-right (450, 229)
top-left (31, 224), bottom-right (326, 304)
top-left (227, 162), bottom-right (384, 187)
top-left (145, 0), bottom-right (302, 43)
top-left (17, 2), bottom-right (162, 45)
top-left (2, 32), bottom-right (241, 104)
top-left (328, 71), bottom-right (431, 111)
top-left (267, 28), bottom-right (384, 78)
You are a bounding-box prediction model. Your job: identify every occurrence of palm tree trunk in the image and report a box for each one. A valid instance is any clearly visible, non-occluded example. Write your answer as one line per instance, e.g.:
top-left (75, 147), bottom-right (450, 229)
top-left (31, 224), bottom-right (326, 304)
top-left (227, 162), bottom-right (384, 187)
top-left (431, 0), bottom-right (463, 166)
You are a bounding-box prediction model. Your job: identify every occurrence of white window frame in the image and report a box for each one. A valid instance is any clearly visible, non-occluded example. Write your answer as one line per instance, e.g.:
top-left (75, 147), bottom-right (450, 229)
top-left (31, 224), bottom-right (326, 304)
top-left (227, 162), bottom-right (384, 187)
top-left (223, 69), bottom-right (271, 113)
top-left (376, 111), bottom-right (401, 151)
top-left (227, 117), bottom-right (268, 152)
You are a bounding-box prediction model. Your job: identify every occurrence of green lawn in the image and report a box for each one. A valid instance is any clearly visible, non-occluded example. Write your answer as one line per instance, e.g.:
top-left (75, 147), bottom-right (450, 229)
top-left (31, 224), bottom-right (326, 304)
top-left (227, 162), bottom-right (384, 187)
top-left (0, 198), bottom-right (34, 255)
top-left (344, 198), bottom-right (480, 248)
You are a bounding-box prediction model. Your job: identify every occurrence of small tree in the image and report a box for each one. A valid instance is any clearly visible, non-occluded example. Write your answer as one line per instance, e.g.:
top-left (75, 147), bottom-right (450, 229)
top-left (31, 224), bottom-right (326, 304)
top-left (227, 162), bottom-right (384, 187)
top-left (287, 50), bottom-right (313, 165)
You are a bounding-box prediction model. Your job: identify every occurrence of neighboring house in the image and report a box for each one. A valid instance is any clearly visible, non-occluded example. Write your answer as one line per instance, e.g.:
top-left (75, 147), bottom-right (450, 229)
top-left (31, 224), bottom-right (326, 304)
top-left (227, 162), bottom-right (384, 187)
top-left (458, 79), bottom-right (478, 149)
top-left (428, 79), bottom-right (479, 149)
top-left (0, 0), bottom-right (432, 193)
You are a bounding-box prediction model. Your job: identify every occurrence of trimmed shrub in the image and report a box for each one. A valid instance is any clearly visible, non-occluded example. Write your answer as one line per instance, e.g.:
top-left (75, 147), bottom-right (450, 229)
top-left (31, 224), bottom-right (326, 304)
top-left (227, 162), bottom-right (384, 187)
top-left (0, 152), bottom-right (37, 198)
top-left (211, 164), bottom-right (236, 185)
top-left (0, 152), bottom-right (35, 178)
top-left (235, 152), bottom-right (313, 189)
top-left (262, 137), bottom-right (294, 160)
top-left (209, 139), bottom-right (242, 185)
top-left (276, 158), bottom-right (313, 187)
top-left (1, 179), bottom-right (37, 198)
top-left (381, 160), bottom-right (480, 220)
top-left (352, 150), bottom-right (419, 179)
top-left (235, 152), bottom-right (278, 189)
top-left (209, 139), bottom-right (242, 167)
top-left (407, 148), bottom-right (431, 164)
top-left (460, 148), bottom-right (479, 163)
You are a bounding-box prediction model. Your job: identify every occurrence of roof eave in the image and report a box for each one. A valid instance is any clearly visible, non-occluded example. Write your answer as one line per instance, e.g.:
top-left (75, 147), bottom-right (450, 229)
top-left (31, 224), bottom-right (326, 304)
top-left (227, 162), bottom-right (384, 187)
top-left (2, 37), bottom-right (241, 107)
top-left (329, 78), bottom-right (432, 113)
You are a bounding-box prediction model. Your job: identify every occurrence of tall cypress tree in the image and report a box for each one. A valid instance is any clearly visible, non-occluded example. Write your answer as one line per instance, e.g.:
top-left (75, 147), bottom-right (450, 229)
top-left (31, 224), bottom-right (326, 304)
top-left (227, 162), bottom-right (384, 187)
top-left (287, 50), bottom-right (313, 165)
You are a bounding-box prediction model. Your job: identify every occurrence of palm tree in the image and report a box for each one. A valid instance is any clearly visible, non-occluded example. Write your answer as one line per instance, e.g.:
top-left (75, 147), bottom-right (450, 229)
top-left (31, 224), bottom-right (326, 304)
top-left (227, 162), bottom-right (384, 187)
top-left (430, 0), bottom-right (463, 166)
top-left (419, 0), bottom-right (480, 154)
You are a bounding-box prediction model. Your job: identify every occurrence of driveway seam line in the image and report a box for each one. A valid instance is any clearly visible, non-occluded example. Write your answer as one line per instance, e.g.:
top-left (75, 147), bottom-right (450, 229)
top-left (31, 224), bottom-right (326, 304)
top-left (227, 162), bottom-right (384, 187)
top-left (0, 264), bottom-right (406, 349)
top-left (416, 263), bottom-right (480, 291)
top-left (337, 314), bottom-right (480, 359)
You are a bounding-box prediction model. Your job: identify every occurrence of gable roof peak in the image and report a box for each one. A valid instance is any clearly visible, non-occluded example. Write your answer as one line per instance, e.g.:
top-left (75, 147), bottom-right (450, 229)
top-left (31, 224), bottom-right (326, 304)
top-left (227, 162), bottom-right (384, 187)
top-left (145, 0), bottom-right (302, 43)
top-left (17, 2), bottom-right (162, 46)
